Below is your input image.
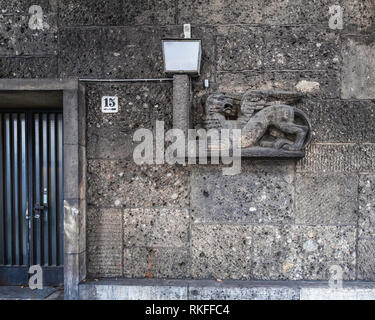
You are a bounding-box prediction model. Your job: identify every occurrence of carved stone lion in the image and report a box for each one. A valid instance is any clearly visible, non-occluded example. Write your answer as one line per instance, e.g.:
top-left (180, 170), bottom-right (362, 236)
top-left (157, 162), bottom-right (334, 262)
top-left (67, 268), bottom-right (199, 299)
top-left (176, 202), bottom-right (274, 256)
top-left (202, 90), bottom-right (311, 153)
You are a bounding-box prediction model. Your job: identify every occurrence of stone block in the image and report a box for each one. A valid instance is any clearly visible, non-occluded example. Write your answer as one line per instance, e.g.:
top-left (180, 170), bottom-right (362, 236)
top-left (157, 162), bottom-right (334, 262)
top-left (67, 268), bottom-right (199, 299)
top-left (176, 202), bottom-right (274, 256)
top-left (0, 0), bottom-right (57, 14)
top-left (58, 0), bottom-right (123, 26)
top-left (63, 89), bottom-right (79, 146)
top-left (295, 173), bottom-right (358, 225)
top-left (300, 288), bottom-right (375, 300)
top-left (63, 144), bottom-right (79, 199)
top-left (0, 57), bottom-right (57, 78)
top-left (342, 36), bottom-right (375, 99)
top-left (123, 247), bottom-right (190, 279)
top-left (358, 239), bottom-right (375, 281)
top-left (59, 0), bottom-right (175, 26)
top-left (86, 82), bottom-right (173, 159)
top-left (251, 225), bottom-right (356, 280)
top-left (102, 26), bottom-right (164, 79)
top-left (87, 160), bottom-right (190, 208)
top-left (343, 0), bottom-right (375, 33)
top-left (64, 199), bottom-right (86, 254)
top-left (217, 70), bottom-right (340, 99)
top-left (359, 175), bottom-right (375, 238)
top-left (122, 0), bottom-right (176, 25)
top-left (178, 0), bottom-right (332, 25)
top-left (188, 286), bottom-right (299, 300)
top-left (64, 251), bottom-right (86, 300)
top-left (124, 208), bottom-right (189, 247)
top-left (217, 26), bottom-right (340, 72)
top-left (79, 281), bottom-right (188, 300)
top-left (297, 143), bottom-right (375, 173)
top-left (102, 25), bottom-right (215, 81)
top-left (173, 74), bottom-right (190, 136)
top-left (299, 99), bottom-right (375, 143)
top-left (190, 162), bottom-right (294, 224)
top-left (178, 0), bottom-right (262, 25)
top-left (191, 224), bottom-right (252, 279)
top-left (59, 28), bottom-right (102, 78)
top-left (87, 207), bottom-right (123, 277)
top-left (261, 0), bottom-right (332, 25)
top-left (0, 14), bottom-right (58, 56)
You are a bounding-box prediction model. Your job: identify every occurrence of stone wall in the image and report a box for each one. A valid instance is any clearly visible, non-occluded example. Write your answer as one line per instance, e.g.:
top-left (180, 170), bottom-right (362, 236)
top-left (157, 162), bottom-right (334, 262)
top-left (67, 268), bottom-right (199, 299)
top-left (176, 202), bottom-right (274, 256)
top-left (1, 1), bottom-right (375, 281)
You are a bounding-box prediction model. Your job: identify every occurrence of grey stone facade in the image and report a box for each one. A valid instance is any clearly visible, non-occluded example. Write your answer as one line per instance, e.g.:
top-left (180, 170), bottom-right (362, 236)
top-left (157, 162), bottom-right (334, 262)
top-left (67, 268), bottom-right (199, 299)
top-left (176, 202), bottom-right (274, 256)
top-left (1, 0), bottom-right (375, 298)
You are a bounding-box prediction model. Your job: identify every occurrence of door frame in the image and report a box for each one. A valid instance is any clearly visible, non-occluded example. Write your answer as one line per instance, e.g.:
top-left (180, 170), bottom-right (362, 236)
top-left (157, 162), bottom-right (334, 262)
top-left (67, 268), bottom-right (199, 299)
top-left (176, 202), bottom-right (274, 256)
top-left (0, 79), bottom-right (86, 300)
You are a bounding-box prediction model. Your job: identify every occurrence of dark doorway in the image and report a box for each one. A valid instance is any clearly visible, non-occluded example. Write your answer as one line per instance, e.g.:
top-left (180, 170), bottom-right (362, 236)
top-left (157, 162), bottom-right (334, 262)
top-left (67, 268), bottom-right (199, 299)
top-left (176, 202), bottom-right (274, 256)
top-left (0, 110), bottom-right (64, 285)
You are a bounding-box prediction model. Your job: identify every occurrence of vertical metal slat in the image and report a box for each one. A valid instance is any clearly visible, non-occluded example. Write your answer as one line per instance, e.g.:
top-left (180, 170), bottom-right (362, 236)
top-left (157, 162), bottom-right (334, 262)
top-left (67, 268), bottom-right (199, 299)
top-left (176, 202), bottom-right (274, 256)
top-left (20, 114), bottom-right (28, 265)
top-left (57, 113), bottom-right (64, 266)
top-left (4, 114), bottom-right (13, 265)
top-left (0, 114), bottom-right (4, 265)
top-left (34, 114), bottom-right (42, 265)
top-left (42, 113), bottom-right (49, 266)
top-left (49, 114), bottom-right (57, 266)
top-left (12, 114), bottom-right (20, 265)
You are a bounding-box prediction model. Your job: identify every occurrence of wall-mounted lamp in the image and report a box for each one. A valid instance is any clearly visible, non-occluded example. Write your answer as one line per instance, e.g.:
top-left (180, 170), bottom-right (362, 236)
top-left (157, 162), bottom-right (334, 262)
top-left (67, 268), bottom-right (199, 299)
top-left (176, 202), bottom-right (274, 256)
top-left (162, 37), bottom-right (202, 140)
top-left (161, 39), bottom-right (202, 76)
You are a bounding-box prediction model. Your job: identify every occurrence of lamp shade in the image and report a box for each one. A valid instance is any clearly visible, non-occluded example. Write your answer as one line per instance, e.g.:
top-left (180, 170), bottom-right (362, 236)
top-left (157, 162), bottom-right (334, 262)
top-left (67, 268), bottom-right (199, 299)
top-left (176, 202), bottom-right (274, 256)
top-left (162, 39), bottom-right (202, 75)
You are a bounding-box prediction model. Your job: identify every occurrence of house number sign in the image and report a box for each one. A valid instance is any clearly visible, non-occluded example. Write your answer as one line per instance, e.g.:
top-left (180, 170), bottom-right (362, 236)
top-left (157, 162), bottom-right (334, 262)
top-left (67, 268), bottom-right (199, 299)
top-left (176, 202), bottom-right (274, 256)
top-left (102, 96), bottom-right (119, 113)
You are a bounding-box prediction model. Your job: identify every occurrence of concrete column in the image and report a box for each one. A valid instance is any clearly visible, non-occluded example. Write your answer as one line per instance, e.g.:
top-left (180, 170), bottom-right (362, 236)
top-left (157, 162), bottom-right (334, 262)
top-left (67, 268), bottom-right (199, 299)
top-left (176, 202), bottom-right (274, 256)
top-left (173, 74), bottom-right (191, 136)
top-left (63, 83), bottom-right (87, 300)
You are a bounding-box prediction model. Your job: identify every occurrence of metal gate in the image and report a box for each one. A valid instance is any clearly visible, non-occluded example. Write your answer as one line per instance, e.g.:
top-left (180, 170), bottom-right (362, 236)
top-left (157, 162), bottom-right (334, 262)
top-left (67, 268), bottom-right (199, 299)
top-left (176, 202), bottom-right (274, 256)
top-left (0, 110), bottom-right (64, 285)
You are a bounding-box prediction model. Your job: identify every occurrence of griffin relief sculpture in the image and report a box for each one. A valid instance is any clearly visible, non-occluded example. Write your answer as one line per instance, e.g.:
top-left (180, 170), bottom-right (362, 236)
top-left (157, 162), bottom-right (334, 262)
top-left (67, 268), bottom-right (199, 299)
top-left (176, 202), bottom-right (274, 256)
top-left (202, 90), bottom-right (312, 157)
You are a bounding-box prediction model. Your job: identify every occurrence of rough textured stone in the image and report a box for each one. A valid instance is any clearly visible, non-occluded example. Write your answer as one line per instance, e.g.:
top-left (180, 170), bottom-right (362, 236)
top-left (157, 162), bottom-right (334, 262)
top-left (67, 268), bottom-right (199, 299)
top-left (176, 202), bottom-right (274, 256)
top-left (358, 239), bottom-right (375, 281)
top-left (343, 0), bottom-right (375, 33)
top-left (342, 36), bottom-right (375, 99)
top-left (299, 99), bottom-right (375, 143)
top-left (59, 0), bottom-right (175, 26)
top-left (178, 0), bottom-right (332, 25)
top-left (122, 0), bottom-right (176, 26)
top-left (63, 144), bottom-right (84, 200)
top-left (87, 207), bottom-right (123, 277)
top-left (178, 0), bottom-right (262, 25)
top-left (86, 83), bottom-right (172, 159)
top-left (102, 25), bottom-right (215, 81)
top-left (295, 173), bottom-right (358, 225)
top-left (64, 251), bottom-right (86, 299)
top-left (123, 247), bottom-right (190, 279)
top-left (359, 175), bottom-right (375, 238)
top-left (189, 286), bottom-right (299, 300)
top-left (59, 28), bottom-right (102, 77)
top-left (124, 208), bottom-right (189, 247)
top-left (58, 0), bottom-right (124, 26)
top-left (191, 224), bottom-right (252, 279)
top-left (217, 70), bottom-right (340, 99)
top-left (260, 0), bottom-right (333, 25)
top-left (297, 143), bottom-right (375, 173)
top-left (79, 279), bottom-right (375, 300)
top-left (0, 57), bottom-right (57, 78)
top-left (79, 281), bottom-right (188, 300)
top-left (300, 288), bottom-right (375, 300)
top-left (217, 26), bottom-right (340, 72)
top-left (64, 199), bottom-right (86, 254)
top-left (191, 162), bottom-right (295, 224)
top-left (173, 74), bottom-right (190, 137)
top-left (0, 14), bottom-right (58, 56)
top-left (0, 0), bottom-right (57, 14)
top-left (87, 160), bottom-right (190, 208)
top-left (251, 225), bottom-right (357, 280)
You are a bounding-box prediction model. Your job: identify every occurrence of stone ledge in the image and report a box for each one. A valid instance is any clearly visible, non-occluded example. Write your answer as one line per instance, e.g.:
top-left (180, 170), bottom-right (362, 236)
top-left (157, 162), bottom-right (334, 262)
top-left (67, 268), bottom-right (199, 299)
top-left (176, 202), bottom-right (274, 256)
top-left (78, 279), bottom-right (375, 300)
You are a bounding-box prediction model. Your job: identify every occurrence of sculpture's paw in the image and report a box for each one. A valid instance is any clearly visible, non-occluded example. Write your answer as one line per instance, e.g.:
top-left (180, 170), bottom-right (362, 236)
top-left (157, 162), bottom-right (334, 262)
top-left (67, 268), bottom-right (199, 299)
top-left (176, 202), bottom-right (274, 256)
top-left (274, 139), bottom-right (294, 150)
